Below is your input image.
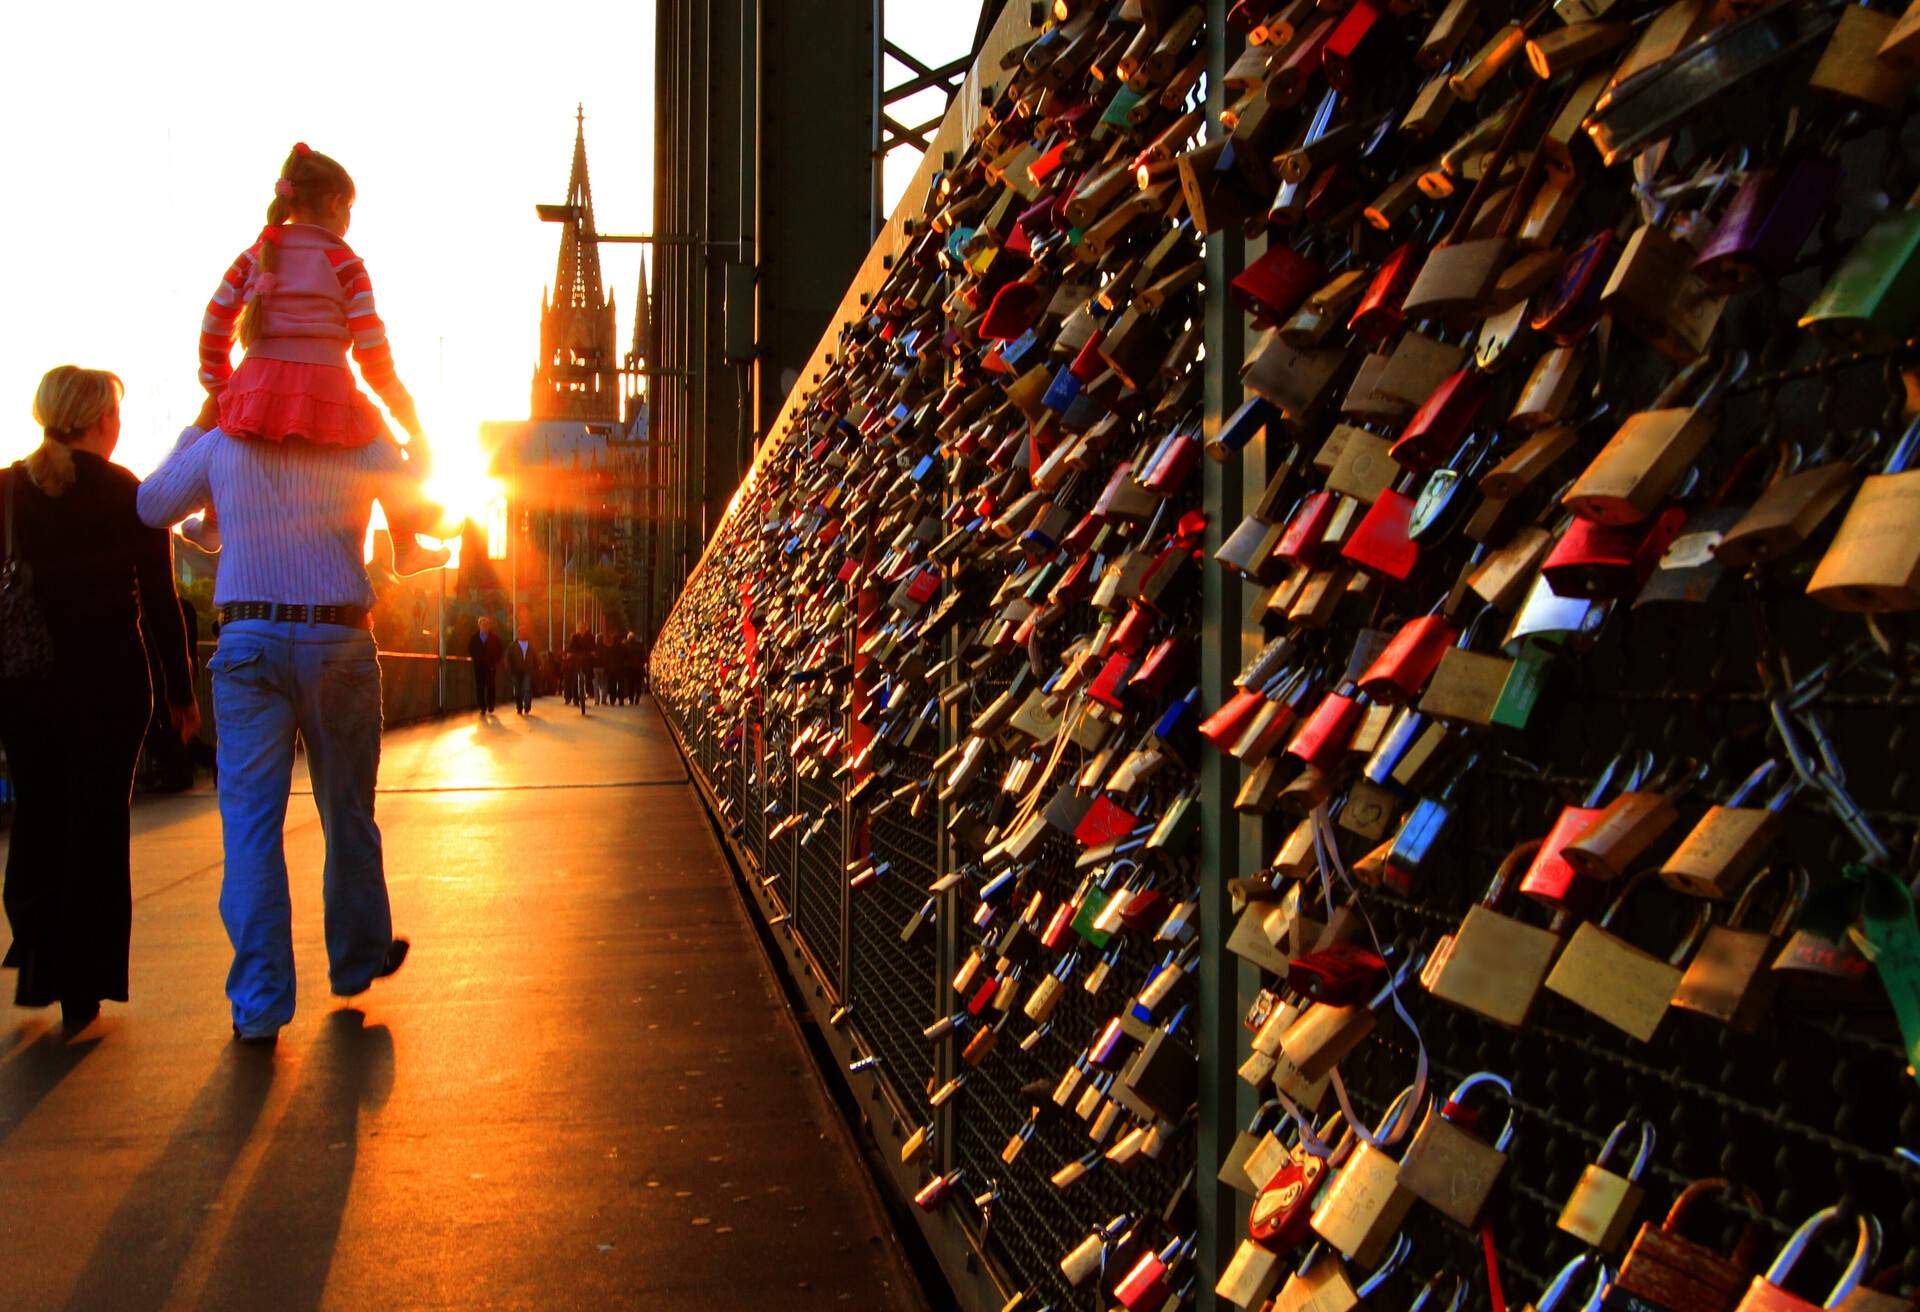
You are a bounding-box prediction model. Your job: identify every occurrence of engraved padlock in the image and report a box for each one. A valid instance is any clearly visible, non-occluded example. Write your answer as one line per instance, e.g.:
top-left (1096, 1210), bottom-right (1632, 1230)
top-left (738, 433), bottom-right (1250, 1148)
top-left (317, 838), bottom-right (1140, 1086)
top-left (1426, 838), bottom-right (1565, 1028)
top-left (1310, 1084), bottom-right (1426, 1267)
top-left (1396, 1071), bottom-right (1518, 1227)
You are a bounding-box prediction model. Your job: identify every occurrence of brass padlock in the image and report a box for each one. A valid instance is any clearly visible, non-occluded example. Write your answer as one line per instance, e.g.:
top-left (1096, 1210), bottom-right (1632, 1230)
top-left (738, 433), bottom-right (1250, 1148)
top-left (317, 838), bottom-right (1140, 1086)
top-left (1660, 760), bottom-right (1799, 899)
top-left (1309, 1083), bottom-right (1425, 1267)
top-left (1672, 866), bottom-right (1810, 1032)
top-left (1544, 872), bottom-right (1712, 1042)
top-left (1808, 3), bottom-right (1916, 111)
top-left (1509, 346), bottom-right (1585, 431)
top-left (1716, 444), bottom-right (1861, 572)
top-left (1557, 1117), bottom-right (1655, 1253)
top-left (1425, 838), bottom-right (1565, 1028)
top-left (1805, 414), bottom-right (1920, 612)
top-left (1564, 351), bottom-right (1747, 526)
top-left (1396, 1070), bottom-right (1518, 1227)
top-left (1561, 758), bottom-right (1710, 882)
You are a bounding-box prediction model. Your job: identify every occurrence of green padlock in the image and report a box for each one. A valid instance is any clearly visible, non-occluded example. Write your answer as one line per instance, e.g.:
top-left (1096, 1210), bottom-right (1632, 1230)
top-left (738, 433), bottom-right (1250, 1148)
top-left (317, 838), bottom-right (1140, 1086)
top-left (1799, 208), bottom-right (1920, 344)
top-left (1489, 644), bottom-right (1553, 732)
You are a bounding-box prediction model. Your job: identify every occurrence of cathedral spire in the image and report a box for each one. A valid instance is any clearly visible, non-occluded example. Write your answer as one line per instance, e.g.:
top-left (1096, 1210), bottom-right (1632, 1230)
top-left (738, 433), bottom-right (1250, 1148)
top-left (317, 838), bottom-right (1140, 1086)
top-left (533, 108), bottom-right (619, 422)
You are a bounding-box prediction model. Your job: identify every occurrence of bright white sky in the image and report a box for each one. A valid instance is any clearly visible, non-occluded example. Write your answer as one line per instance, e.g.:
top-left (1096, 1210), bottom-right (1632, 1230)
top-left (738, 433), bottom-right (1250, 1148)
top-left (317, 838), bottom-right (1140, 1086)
top-left (0, 1), bottom-right (978, 485)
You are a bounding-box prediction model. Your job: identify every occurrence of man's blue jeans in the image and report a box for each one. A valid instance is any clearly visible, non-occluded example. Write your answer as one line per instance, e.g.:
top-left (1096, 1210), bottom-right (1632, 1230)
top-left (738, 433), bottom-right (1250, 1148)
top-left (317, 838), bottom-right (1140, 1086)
top-left (208, 620), bottom-right (390, 1036)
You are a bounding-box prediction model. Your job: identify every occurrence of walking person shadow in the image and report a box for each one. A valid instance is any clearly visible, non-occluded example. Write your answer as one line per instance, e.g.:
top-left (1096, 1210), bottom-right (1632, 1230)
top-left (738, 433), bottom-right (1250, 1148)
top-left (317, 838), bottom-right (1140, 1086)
top-left (58, 1045), bottom-right (276, 1311)
top-left (190, 1010), bottom-right (394, 1311)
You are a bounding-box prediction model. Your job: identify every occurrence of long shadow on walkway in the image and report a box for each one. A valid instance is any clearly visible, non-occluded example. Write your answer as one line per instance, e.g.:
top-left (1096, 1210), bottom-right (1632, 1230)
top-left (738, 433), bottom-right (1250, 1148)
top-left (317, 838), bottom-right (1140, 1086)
top-left (59, 1045), bottom-right (277, 1312)
top-left (191, 1010), bottom-right (393, 1312)
top-left (0, 1028), bottom-right (99, 1148)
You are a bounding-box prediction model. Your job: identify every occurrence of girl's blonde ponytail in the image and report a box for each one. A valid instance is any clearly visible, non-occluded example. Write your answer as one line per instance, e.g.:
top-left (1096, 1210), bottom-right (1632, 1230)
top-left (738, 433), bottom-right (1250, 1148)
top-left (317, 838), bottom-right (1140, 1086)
top-left (235, 143), bottom-right (355, 349)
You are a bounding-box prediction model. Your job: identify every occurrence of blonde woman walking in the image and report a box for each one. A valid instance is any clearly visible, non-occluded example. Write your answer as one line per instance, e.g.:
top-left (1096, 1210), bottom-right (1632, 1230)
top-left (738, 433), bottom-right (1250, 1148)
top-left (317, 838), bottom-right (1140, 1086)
top-left (1, 367), bottom-right (198, 1034)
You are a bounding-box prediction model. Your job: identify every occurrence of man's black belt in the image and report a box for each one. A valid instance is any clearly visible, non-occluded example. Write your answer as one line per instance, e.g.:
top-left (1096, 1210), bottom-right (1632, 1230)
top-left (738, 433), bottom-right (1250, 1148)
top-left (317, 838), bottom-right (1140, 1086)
top-left (220, 602), bottom-right (373, 629)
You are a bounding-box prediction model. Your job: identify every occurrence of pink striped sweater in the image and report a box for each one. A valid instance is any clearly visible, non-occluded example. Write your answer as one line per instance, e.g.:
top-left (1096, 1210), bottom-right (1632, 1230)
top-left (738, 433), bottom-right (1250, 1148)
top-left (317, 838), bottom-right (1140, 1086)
top-left (198, 224), bottom-right (406, 412)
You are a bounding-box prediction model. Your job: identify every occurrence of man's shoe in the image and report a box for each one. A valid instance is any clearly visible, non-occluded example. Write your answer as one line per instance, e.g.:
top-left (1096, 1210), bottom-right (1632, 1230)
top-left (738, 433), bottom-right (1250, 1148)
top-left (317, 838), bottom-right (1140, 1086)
top-left (232, 1024), bottom-right (278, 1046)
top-left (333, 937), bottom-right (411, 999)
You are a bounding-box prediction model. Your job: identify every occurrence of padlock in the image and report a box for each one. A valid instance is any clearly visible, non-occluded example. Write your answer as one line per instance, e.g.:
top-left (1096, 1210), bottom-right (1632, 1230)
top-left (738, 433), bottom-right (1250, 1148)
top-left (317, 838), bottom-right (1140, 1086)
top-left (1660, 760), bottom-right (1799, 899)
top-left (1562, 759), bottom-right (1710, 882)
top-left (1382, 762), bottom-right (1477, 894)
top-left (1608, 1178), bottom-right (1770, 1312)
top-left (1358, 604), bottom-right (1457, 704)
top-left (1059, 1213), bottom-right (1128, 1287)
top-left (1809, 3), bottom-right (1916, 111)
top-left (1544, 871), bottom-right (1712, 1042)
top-left (1799, 206), bottom-right (1920, 344)
top-left (1559, 1118), bottom-right (1656, 1253)
top-left (1511, 347), bottom-right (1586, 431)
top-left (1249, 1110), bottom-right (1352, 1251)
top-left (1116, 1234), bottom-right (1193, 1310)
top-left (1271, 1233), bottom-right (1412, 1312)
top-left (1409, 434), bottom-right (1497, 544)
top-left (1806, 414), bottom-right (1920, 612)
top-left (1520, 750), bottom-right (1653, 913)
top-left (1325, 425), bottom-right (1401, 504)
top-left (1564, 352), bottom-right (1747, 526)
top-left (1341, 472), bottom-right (1422, 582)
top-left (1348, 237), bottom-right (1427, 343)
top-left (1396, 1071), bottom-right (1518, 1227)
top-left (1279, 957), bottom-right (1415, 1080)
top-left (1734, 1207), bottom-right (1879, 1312)
top-left (1419, 609), bottom-right (1515, 727)
top-left (1390, 366), bottom-right (1493, 471)
top-left (1693, 154), bottom-right (1844, 290)
top-left (1598, 162), bottom-right (1737, 362)
top-left (1310, 1084), bottom-right (1425, 1267)
top-left (1217, 1235), bottom-right (1291, 1309)
top-left (1233, 243), bottom-right (1328, 326)
top-left (1287, 681), bottom-right (1368, 773)
top-left (1527, 1254), bottom-right (1613, 1312)
top-left (1427, 838), bottom-right (1566, 1028)
top-left (1222, 1100), bottom-right (1294, 1199)
top-left (1715, 453), bottom-right (1860, 571)
top-left (1672, 866), bottom-right (1810, 1032)
top-left (1542, 505), bottom-right (1689, 600)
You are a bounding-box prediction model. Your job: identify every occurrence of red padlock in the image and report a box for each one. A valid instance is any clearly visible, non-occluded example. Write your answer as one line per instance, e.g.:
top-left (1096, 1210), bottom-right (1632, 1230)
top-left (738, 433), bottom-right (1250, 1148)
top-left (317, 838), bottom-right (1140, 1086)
top-left (1389, 366), bottom-right (1492, 470)
top-left (1115, 1236), bottom-right (1190, 1310)
top-left (1249, 1113), bottom-right (1351, 1251)
top-left (1201, 684), bottom-right (1271, 751)
top-left (1358, 608), bottom-right (1458, 703)
top-left (1541, 505), bottom-right (1688, 600)
top-left (1519, 751), bottom-right (1653, 913)
top-left (1287, 682), bottom-right (1367, 772)
top-left (1342, 478), bottom-right (1421, 582)
top-left (1276, 491), bottom-right (1342, 567)
top-left (1232, 245), bottom-right (1326, 325)
top-left (1349, 239), bottom-right (1426, 344)
top-left (1322, 0), bottom-right (1388, 88)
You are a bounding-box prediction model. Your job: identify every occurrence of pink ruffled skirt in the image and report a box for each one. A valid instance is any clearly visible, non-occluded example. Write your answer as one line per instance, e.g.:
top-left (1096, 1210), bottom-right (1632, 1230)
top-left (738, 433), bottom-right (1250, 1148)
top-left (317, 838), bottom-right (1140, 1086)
top-left (219, 357), bottom-right (388, 447)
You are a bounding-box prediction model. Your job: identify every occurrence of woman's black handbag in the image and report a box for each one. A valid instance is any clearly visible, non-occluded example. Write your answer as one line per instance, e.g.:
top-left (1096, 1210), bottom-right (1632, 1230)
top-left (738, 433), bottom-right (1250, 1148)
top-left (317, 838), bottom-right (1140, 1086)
top-left (0, 464), bottom-right (53, 681)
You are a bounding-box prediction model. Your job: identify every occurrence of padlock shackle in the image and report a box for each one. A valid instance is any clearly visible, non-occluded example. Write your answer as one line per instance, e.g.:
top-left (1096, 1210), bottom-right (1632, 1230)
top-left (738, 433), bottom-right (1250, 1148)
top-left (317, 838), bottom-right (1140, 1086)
top-left (1763, 1205), bottom-right (1880, 1306)
top-left (1599, 871), bottom-right (1714, 964)
top-left (1728, 864), bottom-right (1812, 936)
top-left (1597, 1117), bottom-right (1656, 1180)
top-left (1533, 1253), bottom-right (1600, 1312)
top-left (1444, 1071), bottom-right (1517, 1150)
top-left (1408, 1273), bottom-right (1467, 1312)
top-left (1485, 837), bottom-right (1548, 909)
top-left (1354, 1232), bottom-right (1414, 1296)
top-left (1664, 1177), bottom-right (1768, 1263)
top-left (1883, 412), bottom-right (1920, 475)
top-left (1373, 1081), bottom-right (1426, 1139)
top-left (1725, 759), bottom-right (1779, 808)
